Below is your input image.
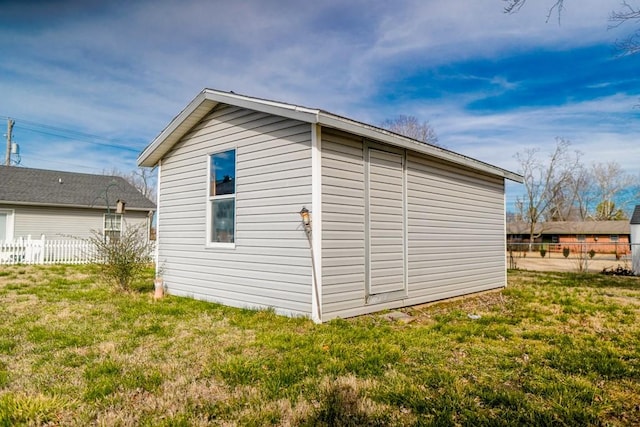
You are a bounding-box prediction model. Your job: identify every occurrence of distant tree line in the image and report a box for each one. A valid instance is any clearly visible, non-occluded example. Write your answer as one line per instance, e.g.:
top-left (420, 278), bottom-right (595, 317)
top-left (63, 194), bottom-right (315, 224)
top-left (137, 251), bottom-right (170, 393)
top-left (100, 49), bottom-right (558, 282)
top-left (510, 138), bottom-right (639, 245)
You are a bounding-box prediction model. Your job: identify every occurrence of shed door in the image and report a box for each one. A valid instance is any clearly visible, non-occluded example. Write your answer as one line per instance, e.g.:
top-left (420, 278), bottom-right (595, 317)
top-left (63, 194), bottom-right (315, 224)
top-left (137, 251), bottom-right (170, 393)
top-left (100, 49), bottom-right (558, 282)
top-left (367, 148), bottom-right (406, 298)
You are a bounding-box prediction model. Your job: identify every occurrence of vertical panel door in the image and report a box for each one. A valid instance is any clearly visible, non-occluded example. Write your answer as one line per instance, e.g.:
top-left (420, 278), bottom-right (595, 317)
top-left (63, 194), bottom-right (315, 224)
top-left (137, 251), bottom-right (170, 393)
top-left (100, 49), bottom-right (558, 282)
top-left (367, 148), bottom-right (406, 297)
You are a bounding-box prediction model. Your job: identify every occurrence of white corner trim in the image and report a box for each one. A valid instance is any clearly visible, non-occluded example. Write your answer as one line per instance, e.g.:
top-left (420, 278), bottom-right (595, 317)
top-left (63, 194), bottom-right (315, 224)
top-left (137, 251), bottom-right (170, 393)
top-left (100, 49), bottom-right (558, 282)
top-left (503, 184), bottom-right (508, 288)
top-left (155, 160), bottom-right (161, 272)
top-left (311, 123), bottom-right (323, 323)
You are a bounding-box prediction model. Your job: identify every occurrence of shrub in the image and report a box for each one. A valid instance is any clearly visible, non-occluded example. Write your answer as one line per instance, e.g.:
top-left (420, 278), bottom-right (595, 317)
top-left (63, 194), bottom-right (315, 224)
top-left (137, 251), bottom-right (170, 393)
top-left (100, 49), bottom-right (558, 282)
top-left (563, 247), bottom-right (570, 258)
top-left (539, 248), bottom-right (547, 258)
top-left (588, 249), bottom-right (596, 259)
top-left (88, 225), bottom-right (154, 291)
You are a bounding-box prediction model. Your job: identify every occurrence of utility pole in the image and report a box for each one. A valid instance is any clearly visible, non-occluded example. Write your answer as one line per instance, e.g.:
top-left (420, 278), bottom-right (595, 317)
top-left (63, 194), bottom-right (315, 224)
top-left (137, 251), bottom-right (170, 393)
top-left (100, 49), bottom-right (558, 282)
top-left (5, 118), bottom-right (14, 166)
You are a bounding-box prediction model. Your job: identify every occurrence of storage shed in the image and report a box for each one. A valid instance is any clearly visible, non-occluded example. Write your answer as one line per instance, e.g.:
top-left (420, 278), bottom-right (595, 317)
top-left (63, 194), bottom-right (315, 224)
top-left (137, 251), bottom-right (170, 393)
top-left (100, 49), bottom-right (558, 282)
top-left (138, 89), bottom-right (522, 322)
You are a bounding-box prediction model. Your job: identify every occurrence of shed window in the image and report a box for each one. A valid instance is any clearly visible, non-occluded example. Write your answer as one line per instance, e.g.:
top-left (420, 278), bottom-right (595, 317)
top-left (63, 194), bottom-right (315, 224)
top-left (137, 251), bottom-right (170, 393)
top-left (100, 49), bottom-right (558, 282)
top-left (208, 149), bottom-right (236, 245)
top-left (104, 214), bottom-right (122, 241)
top-left (610, 235), bottom-right (619, 242)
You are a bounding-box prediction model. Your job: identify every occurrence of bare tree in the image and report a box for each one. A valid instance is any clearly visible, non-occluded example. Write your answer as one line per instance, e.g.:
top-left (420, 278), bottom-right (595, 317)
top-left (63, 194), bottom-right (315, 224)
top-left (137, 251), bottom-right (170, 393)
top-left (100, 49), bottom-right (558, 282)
top-left (504, 0), bottom-right (640, 55)
top-left (503, 0), bottom-right (565, 23)
top-left (381, 115), bottom-right (440, 146)
top-left (610, 2), bottom-right (640, 55)
top-left (569, 163), bottom-right (595, 220)
top-left (514, 138), bottom-right (581, 250)
top-left (591, 161), bottom-right (635, 219)
top-left (104, 167), bottom-right (157, 201)
top-left (129, 167), bottom-right (156, 201)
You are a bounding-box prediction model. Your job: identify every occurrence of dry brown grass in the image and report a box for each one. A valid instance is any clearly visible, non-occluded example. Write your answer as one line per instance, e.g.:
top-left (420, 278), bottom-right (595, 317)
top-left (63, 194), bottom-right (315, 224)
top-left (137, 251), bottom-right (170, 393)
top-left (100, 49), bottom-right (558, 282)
top-left (1, 265), bottom-right (639, 425)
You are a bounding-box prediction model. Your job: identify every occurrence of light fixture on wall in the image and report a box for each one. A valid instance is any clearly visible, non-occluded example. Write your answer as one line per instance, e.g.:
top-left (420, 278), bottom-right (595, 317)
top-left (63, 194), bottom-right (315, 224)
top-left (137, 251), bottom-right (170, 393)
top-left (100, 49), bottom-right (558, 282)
top-left (299, 207), bottom-right (311, 232)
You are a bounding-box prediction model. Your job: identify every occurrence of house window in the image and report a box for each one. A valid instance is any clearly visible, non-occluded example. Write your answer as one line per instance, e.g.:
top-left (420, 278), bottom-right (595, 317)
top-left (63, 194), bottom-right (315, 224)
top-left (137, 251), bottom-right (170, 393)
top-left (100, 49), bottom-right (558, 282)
top-left (208, 149), bottom-right (236, 245)
top-left (104, 214), bottom-right (123, 241)
top-left (610, 235), bottom-right (619, 242)
top-left (0, 209), bottom-right (14, 242)
top-left (577, 234), bottom-right (586, 242)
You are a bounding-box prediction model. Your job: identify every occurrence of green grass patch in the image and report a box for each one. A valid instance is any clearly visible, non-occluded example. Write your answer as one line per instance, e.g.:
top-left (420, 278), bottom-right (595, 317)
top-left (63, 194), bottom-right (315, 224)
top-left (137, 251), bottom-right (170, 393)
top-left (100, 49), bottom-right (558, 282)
top-left (0, 392), bottom-right (67, 426)
top-left (0, 266), bottom-right (639, 425)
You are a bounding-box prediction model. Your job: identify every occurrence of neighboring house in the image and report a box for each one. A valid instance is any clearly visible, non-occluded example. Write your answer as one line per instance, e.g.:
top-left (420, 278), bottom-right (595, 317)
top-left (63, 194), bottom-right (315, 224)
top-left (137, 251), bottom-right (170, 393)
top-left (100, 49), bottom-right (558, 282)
top-left (0, 166), bottom-right (156, 242)
top-left (507, 221), bottom-right (631, 255)
top-left (138, 88), bottom-right (522, 323)
top-left (631, 206), bottom-right (640, 274)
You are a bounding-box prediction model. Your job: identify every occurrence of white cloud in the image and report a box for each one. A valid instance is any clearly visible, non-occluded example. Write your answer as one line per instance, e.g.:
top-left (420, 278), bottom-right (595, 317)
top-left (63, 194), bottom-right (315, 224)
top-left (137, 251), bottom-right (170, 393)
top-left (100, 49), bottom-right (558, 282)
top-left (0, 0), bottom-right (638, 181)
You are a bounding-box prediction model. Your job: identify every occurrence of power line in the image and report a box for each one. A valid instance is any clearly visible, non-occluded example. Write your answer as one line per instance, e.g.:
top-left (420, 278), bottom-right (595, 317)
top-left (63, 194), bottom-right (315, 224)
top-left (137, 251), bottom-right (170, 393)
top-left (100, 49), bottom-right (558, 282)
top-left (1, 116), bottom-right (142, 152)
top-left (20, 154), bottom-right (126, 173)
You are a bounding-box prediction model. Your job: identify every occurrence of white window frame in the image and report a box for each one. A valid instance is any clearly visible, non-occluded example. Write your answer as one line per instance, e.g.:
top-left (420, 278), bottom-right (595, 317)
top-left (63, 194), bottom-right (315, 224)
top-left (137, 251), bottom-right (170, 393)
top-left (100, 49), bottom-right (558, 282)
top-left (206, 149), bottom-right (237, 249)
top-left (0, 209), bottom-right (15, 242)
top-left (103, 213), bottom-right (123, 240)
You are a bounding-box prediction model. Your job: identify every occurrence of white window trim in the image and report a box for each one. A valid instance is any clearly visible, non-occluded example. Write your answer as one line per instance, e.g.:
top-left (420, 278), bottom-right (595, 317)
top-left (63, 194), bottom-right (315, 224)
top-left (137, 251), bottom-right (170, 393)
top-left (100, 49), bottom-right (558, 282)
top-left (0, 209), bottom-right (15, 242)
top-left (206, 148), bottom-right (237, 249)
top-left (103, 213), bottom-right (124, 238)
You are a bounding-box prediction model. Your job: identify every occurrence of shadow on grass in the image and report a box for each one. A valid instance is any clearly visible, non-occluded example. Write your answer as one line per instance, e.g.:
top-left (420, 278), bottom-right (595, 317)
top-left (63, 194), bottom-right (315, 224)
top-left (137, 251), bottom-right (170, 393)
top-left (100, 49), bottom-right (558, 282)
top-left (299, 382), bottom-right (392, 427)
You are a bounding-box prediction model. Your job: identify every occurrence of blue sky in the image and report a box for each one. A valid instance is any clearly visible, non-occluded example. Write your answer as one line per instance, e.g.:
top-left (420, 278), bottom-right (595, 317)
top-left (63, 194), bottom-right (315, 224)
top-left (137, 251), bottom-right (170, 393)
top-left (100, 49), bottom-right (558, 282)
top-left (1, 0), bottom-right (639, 209)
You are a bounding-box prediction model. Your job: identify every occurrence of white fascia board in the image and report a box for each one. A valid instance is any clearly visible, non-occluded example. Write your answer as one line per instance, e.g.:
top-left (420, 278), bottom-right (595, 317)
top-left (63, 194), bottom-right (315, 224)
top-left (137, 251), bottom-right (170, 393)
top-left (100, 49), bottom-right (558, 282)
top-left (138, 91), bottom-right (215, 167)
top-left (137, 89), bottom-right (320, 167)
top-left (317, 112), bottom-right (523, 183)
top-left (0, 201), bottom-right (154, 212)
top-left (201, 89), bottom-right (320, 123)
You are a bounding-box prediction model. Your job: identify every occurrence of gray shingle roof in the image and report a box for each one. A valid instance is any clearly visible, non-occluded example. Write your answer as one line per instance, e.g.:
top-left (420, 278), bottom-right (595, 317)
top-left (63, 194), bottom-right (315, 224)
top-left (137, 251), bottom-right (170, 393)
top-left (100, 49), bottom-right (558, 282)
top-left (632, 205), bottom-right (640, 224)
top-left (0, 166), bottom-right (156, 211)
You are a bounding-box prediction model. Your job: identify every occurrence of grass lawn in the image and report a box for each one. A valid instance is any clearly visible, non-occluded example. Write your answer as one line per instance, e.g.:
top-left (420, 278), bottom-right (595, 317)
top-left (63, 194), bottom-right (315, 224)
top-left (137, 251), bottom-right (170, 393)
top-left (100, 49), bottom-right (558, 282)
top-left (0, 265), bottom-right (639, 426)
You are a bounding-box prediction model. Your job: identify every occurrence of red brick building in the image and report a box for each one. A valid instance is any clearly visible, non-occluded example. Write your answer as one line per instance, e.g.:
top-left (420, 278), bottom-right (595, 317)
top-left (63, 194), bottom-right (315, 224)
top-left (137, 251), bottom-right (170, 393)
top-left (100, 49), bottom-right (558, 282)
top-left (507, 221), bottom-right (631, 255)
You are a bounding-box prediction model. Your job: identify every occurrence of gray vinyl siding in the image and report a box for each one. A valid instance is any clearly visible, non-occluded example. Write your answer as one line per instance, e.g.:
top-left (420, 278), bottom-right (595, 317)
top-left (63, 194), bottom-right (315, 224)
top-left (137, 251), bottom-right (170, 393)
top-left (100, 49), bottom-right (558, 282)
top-left (321, 132), bottom-right (506, 321)
top-left (158, 105), bottom-right (313, 317)
top-left (405, 152), bottom-right (505, 302)
top-left (2, 204), bottom-right (149, 240)
top-left (367, 149), bottom-right (405, 295)
top-left (321, 130), bottom-right (366, 319)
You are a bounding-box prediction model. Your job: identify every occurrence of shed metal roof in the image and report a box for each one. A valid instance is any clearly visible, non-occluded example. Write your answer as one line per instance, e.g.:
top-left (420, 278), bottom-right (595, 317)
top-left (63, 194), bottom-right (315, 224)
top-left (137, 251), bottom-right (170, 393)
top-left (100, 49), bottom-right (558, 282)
top-left (0, 166), bottom-right (156, 211)
top-left (138, 88), bottom-right (523, 183)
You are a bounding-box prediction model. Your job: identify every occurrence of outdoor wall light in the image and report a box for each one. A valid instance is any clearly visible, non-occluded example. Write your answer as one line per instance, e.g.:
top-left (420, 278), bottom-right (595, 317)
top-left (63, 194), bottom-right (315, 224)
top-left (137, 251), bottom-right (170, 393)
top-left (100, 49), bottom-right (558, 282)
top-left (299, 207), bottom-right (311, 227)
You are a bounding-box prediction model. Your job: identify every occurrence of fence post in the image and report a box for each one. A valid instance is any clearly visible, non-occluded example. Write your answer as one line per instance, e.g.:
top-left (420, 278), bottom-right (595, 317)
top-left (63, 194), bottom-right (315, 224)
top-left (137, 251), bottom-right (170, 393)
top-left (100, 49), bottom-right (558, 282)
top-left (26, 235), bottom-right (33, 264)
top-left (39, 234), bottom-right (45, 264)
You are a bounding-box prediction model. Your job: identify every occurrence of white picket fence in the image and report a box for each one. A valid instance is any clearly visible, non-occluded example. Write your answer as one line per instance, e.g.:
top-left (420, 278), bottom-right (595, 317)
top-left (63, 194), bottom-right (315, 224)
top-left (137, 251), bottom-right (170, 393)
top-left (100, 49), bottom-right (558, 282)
top-left (0, 235), bottom-right (96, 265)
